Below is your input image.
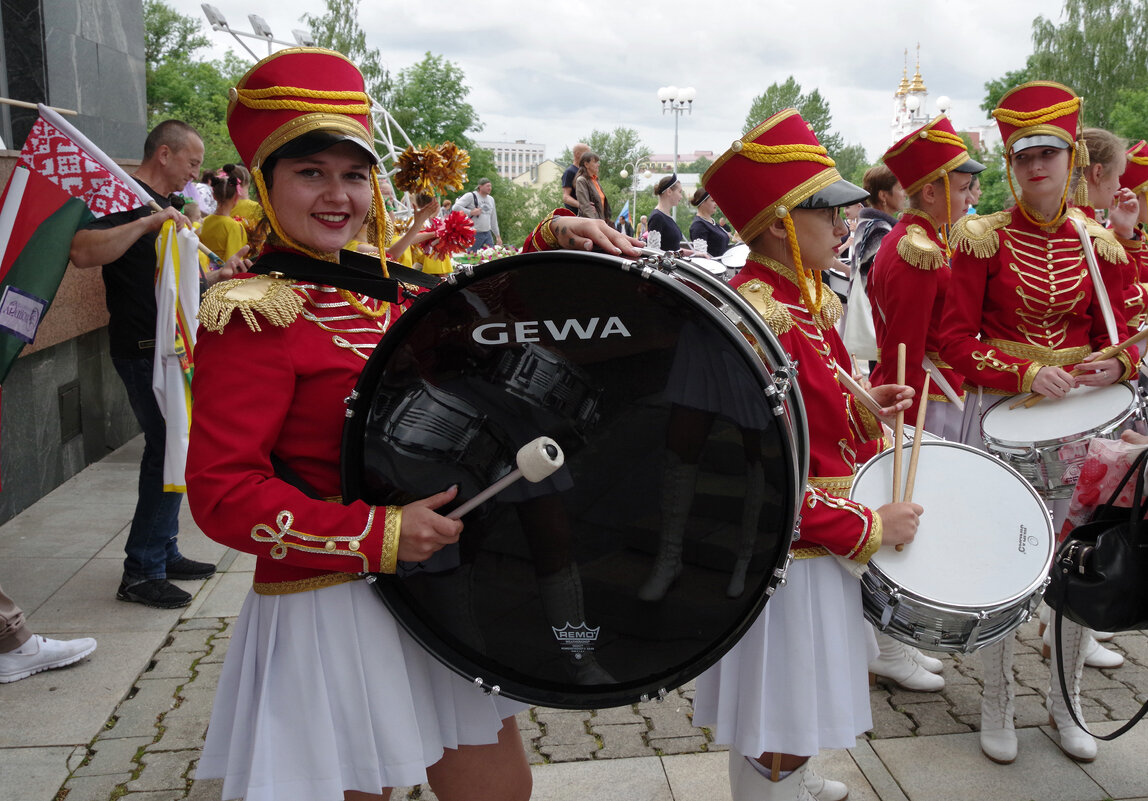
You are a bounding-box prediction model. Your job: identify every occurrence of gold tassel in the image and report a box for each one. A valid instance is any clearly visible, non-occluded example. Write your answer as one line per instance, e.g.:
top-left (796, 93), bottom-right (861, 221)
top-left (198, 276), bottom-right (303, 333)
top-left (1094, 232), bottom-right (1129, 265)
top-left (949, 212), bottom-right (1007, 258)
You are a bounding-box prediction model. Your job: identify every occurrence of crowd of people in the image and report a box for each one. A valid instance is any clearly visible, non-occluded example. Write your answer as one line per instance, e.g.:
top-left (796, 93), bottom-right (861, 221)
top-left (2, 40), bottom-right (1146, 801)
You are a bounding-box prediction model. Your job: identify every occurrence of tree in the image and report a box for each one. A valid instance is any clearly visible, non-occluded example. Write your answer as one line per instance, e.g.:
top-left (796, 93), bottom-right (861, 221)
top-left (1110, 88), bottom-right (1148, 141)
top-left (558, 128), bottom-right (651, 215)
top-left (833, 143), bottom-right (869, 186)
top-left (686, 155), bottom-right (713, 175)
top-left (970, 142), bottom-right (1011, 215)
top-left (744, 77), bottom-right (843, 156)
top-left (981, 0), bottom-right (1148, 130)
top-left (300, 0), bottom-right (390, 104)
top-left (144, 1), bottom-right (243, 166)
top-left (389, 53), bottom-right (482, 148)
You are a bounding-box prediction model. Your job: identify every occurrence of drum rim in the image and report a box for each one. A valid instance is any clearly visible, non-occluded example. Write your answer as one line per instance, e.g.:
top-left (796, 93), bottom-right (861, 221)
top-left (341, 249), bottom-right (807, 708)
top-left (851, 439), bottom-right (1054, 609)
top-left (980, 382), bottom-right (1139, 448)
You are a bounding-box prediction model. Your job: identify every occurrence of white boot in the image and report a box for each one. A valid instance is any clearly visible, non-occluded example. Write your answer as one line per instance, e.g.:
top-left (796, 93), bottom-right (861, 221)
top-left (638, 455), bottom-right (698, 601)
top-left (1042, 624), bottom-right (1124, 667)
top-left (869, 632), bottom-right (944, 692)
top-left (979, 638), bottom-right (1017, 764)
top-left (803, 766), bottom-right (849, 801)
top-left (728, 753), bottom-right (816, 801)
top-left (728, 462), bottom-right (765, 598)
top-left (1046, 616), bottom-right (1098, 762)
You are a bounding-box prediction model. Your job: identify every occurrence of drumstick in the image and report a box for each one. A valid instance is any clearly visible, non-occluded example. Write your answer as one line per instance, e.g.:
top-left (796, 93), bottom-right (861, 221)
top-left (903, 374), bottom-right (931, 505)
top-left (1008, 327), bottom-right (1148, 409)
top-left (892, 344), bottom-right (906, 505)
top-left (835, 363), bottom-right (884, 419)
top-left (447, 437), bottom-right (565, 520)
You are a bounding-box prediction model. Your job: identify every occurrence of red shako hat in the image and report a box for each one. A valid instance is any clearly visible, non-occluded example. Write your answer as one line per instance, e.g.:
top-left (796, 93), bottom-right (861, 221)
top-left (1121, 140), bottom-right (1148, 196)
top-left (992, 80), bottom-right (1082, 155)
top-left (701, 109), bottom-right (866, 245)
top-left (883, 115), bottom-right (984, 196)
top-left (227, 47), bottom-right (376, 171)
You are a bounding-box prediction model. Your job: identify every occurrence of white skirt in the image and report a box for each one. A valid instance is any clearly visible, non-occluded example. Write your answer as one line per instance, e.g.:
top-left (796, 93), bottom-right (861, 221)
top-left (196, 580), bottom-right (526, 801)
top-left (692, 556), bottom-right (876, 757)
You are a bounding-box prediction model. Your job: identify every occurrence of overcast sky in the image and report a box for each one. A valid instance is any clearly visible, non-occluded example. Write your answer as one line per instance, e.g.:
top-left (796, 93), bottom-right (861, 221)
top-left (171, 0), bottom-right (1065, 166)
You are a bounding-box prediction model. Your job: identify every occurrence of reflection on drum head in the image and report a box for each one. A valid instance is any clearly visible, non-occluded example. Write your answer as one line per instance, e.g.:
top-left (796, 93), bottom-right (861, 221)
top-left (341, 251), bottom-right (803, 708)
top-left (982, 383), bottom-right (1136, 443)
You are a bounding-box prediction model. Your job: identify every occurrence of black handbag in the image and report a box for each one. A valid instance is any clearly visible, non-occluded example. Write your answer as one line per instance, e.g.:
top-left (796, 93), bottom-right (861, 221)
top-left (1047, 448), bottom-right (1148, 739)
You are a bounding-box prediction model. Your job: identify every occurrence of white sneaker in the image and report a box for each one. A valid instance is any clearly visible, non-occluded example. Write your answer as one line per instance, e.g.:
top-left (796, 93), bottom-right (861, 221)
top-left (0, 635), bottom-right (97, 683)
top-left (869, 640), bottom-right (945, 692)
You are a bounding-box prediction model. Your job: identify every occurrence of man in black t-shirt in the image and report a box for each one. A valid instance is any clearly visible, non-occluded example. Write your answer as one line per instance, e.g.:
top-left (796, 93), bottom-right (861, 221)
top-left (562, 142), bottom-right (589, 212)
top-left (70, 121), bottom-right (243, 609)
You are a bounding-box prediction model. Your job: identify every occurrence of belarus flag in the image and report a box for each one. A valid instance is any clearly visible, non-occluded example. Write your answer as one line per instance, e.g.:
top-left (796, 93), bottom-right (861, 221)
top-left (0, 105), bottom-right (149, 382)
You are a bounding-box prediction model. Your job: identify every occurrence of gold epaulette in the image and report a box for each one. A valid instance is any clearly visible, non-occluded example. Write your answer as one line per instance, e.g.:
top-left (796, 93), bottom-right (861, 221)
top-left (896, 224), bottom-right (945, 271)
top-left (737, 279), bottom-right (793, 335)
top-left (198, 275), bottom-right (304, 333)
top-left (1068, 207), bottom-right (1129, 265)
top-left (950, 211), bottom-right (1010, 259)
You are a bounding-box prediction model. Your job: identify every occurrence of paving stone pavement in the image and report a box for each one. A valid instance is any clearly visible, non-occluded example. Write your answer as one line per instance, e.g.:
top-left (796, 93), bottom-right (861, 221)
top-left (4, 437), bottom-right (1148, 801)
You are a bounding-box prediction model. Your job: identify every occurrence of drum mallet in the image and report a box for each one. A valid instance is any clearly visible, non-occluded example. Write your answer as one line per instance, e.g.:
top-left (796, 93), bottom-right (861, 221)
top-left (447, 437), bottom-right (565, 520)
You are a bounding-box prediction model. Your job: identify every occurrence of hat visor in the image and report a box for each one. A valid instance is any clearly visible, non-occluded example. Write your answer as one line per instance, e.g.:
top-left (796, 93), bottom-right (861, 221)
top-left (1011, 135), bottom-right (1069, 154)
top-left (271, 130), bottom-right (379, 165)
top-left (955, 156), bottom-right (986, 174)
top-left (796, 178), bottom-right (869, 210)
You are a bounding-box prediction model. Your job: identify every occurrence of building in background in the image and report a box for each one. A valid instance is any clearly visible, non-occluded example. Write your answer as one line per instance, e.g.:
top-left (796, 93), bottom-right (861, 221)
top-left (476, 139), bottom-right (546, 181)
top-left (510, 158), bottom-right (562, 189)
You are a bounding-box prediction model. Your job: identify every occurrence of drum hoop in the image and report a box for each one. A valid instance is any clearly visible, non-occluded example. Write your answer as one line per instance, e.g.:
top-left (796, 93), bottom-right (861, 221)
top-left (341, 249), bottom-right (807, 707)
top-left (852, 439), bottom-right (1054, 609)
top-left (980, 382), bottom-right (1139, 448)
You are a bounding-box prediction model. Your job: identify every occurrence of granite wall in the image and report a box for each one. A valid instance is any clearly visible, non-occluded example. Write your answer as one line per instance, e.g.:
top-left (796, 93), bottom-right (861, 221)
top-left (0, 0), bottom-right (147, 524)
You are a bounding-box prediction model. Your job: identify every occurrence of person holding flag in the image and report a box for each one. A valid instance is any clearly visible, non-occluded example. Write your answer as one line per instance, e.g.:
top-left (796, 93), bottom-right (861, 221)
top-left (69, 120), bottom-right (249, 609)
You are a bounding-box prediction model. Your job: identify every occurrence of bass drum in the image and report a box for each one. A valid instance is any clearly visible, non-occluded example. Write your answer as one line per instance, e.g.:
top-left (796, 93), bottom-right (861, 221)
top-left (341, 250), bottom-right (806, 709)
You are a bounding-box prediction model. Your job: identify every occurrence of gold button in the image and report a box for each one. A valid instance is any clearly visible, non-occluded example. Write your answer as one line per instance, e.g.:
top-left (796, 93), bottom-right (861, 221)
top-left (324, 541), bottom-right (336, 551)
top-left (348, 541), bottom-right (360, 551)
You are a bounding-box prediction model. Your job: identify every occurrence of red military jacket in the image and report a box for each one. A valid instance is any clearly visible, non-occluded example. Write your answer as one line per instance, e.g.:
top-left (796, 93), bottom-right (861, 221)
top-left (1118, 222), bottom-right (1148, 329)
top-left (940, 207), bottom-right (1135, 395)
top-left (732, 254), bottom-right (885, 563)
top-left (868, 209), bottom-right (965, 422)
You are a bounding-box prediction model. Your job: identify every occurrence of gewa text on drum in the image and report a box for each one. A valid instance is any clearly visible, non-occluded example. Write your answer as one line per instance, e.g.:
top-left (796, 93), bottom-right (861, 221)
top-left (341, 250), bottom-right (807, 708)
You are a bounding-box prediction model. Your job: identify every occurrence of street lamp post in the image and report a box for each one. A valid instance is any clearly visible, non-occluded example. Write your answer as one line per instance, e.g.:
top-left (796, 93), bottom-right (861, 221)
top-left (200, 4), bottom-right (314, 60)
top-left (619, 158), bottom-right (653, 232)
top-left (657, 86), bottom-right (695, 219)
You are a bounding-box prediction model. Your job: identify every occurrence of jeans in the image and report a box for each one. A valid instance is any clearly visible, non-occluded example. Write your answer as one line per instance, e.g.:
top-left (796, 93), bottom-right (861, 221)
top-left (113, 356), bottom-right (183, 582)
top-left (470, 230), bottom-right (495, 251)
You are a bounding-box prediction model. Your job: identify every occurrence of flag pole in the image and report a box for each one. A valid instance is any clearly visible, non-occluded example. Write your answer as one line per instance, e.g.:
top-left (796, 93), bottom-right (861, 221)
top-left (36, 105), bottom-right (226, 268)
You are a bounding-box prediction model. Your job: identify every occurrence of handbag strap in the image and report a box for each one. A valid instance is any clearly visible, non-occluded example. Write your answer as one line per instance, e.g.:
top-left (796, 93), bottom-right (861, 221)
top-left (1053, 605), bottom-right (1148, 740)
top-left (1089, 448), bottom-right (1148, 524)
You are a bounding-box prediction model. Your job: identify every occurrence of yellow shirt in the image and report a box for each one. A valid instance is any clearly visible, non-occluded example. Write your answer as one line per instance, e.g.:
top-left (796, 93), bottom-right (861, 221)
top-left (200, 214), bottom-right (248, 262)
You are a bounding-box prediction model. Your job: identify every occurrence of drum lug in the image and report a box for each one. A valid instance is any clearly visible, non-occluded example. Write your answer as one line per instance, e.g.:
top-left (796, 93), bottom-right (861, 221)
top-left (470, 676), bottom-right (501, 696)
top-left (638, 688), bottom-right (670, 703)
top-left (363, 573), bottom-right (376, 585)
top-left (344, 389), bottom-right (359, 418)
top-left (767, 366), bottom-right (797, 416)
top-left (963, 612), bottom-right (989, 653)
top-left (878, 592), bottom-right (900, 630)
top-left (768, 552), bottom-right (794, 594)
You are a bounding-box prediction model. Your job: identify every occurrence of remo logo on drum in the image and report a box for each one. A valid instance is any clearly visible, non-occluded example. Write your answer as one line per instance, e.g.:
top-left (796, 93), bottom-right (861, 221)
top-left (552, 622), bottom-right (602, 658)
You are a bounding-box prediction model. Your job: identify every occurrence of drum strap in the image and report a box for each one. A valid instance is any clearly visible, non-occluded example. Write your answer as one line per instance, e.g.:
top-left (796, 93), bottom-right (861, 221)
top-left (270, 453), bottom-right (323, 500)
top-left (251, 250), bottom-right (438, 301)
top-left (1068, 215), bottom-right (1120, 348)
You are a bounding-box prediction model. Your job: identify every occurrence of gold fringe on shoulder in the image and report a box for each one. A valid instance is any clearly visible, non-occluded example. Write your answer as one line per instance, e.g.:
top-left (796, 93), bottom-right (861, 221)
top-left (198, 276), bottom-right (304, 333)
top-left (950, 211), bottom-right (1010, 259)
top-left (1079, 213), bottom-right (1129, 265)
top-left (737, 279), bottom-right (793, 335)
top-left (896, 225), bottom-right (945, 271)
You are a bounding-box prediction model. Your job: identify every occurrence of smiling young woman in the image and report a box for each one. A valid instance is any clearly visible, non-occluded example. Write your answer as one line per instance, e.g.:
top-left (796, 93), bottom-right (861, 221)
top-left (184, 47), bottom-right (638, 801)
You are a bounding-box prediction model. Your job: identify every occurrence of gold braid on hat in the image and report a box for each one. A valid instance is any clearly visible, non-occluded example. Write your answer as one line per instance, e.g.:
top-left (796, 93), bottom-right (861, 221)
top-left (991, 96), bottom-right (1081, 128)
top-left (734, 139), bottom-right (837, 315)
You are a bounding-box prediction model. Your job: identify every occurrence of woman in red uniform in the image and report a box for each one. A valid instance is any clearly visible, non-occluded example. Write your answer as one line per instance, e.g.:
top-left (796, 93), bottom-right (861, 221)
top-left (186, 48), bottom-right (636, 801)
top-left (691, 109), bottom-right (921, 801)
top-left (940, 81), bottom-right (1136, 766)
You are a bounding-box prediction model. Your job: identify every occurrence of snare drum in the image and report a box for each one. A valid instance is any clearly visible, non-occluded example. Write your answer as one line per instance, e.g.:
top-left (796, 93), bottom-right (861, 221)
top-left (981, 382), bottom-right (1144, 499)
top-left (341, 250), bottom-right (806, 708)
top-left (850, 441), bottom-right (1053, 653)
